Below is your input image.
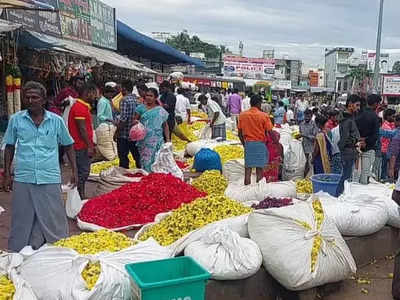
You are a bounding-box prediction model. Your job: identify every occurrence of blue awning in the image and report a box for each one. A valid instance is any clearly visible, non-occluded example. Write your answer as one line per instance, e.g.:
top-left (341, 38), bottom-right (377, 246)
top-left (117, 21), bottom-right (204, 67)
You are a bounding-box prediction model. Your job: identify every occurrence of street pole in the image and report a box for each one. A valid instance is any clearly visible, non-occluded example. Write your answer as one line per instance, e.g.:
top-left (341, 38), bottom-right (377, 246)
top-left (373, 0), bottom-right (384, 93)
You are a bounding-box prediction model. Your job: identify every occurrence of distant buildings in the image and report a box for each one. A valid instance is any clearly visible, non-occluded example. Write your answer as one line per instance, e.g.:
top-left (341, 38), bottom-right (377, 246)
top-left (275, 59), bottom-right (303, 87)
top-left (324, 47), bottom-right (355, 93)
top-left (308, 68), bottom-right (325, 87)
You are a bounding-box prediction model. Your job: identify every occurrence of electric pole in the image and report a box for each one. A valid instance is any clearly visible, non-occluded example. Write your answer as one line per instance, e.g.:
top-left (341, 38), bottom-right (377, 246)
top-left (373, 0), bottom-right (384, 93)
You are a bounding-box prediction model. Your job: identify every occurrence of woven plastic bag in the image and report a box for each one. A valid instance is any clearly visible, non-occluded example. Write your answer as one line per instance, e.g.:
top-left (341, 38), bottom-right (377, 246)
top-left (184, 225), bottom-right (262, 280)
top-left (193, 148), bottom-right (222, 172)
top-left (248, 197), bottom-right (356, 291)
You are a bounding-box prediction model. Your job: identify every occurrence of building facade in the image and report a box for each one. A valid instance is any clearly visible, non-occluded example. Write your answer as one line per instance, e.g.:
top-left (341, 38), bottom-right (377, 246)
top-left (275, 59), bottom-right (302, 87)
top-left (324, 47), bottom-right (354, 92)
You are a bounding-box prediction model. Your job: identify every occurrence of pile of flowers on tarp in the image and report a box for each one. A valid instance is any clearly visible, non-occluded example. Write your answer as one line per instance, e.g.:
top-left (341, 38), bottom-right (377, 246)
top-left (79, 173), bottom-right (206, 229)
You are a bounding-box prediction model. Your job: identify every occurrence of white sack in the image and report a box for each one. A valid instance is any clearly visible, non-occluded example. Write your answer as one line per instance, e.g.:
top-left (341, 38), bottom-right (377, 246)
top-left (19, 239), bottom-right (172, 300)
top-left (248, 198), bottom-right (356, 291)
top-left (152, 142), bottom-right (183, 179)
top-left (95, 123), bottom-right (118, 161)
top-left (0, 252), bottom-right (38, 300)
top-left (342, 181), bottom-right (398, 228)
top-left (223, 159), bottom-right (256, 183)
top-left (282, 139), bottom-right (306, 181)
top-left (320, 192), bottom-right (389, 236)
top-left (184, 226), bottom-right (262, 280)
top-left (135, 212), bottom-right (250, 256)
top-left (225, 178), bottom-right (297, 203)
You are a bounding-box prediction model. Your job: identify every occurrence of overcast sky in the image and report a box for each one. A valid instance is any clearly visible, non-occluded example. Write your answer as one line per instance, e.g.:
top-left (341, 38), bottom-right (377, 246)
top-left (105, 0), bottom-right (400, 68)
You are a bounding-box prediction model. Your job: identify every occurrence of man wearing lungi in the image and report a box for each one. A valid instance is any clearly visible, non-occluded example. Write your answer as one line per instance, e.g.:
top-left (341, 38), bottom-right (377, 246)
top-left (199, 94), bottom-right (227, 141)
top-left (238, 94), bottom-right (273, 185)
top-left (3, 81), bottom-right (78, 252)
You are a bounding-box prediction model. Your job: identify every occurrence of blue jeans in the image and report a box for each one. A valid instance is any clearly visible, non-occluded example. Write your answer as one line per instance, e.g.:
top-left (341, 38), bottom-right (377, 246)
top-left (337, 157), bottom-right (355, 196)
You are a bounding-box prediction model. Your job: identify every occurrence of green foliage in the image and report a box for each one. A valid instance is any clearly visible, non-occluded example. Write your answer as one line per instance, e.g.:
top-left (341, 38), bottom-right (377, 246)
top-left (349, 66), bottom-right (371, 81)
top-left (392, 61), bottom-right (400, 74)
top-left (166, 32), bottom-right (228, 59)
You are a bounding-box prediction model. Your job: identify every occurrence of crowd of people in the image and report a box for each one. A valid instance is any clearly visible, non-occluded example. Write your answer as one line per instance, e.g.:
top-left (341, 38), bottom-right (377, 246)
top-left (2, 76), bottom-right (400, 254)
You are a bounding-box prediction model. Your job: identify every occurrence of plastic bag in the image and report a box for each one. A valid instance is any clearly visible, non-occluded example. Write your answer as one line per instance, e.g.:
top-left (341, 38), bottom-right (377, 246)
top-left (248, 198), bottom-right (356, 291)
top-left (18, 239), bottom-right (172, 300)
top-left (282, 139), bottom-right (306, 181)
top-left (95, 123), bottom-right (118, 161)
top-left (129, 122), bottom-right (147, 142)
top-left (64, 186), bottom-right (82, 219)
top-left (0, 252), bottom-right (38, 300)
top-left (184, 226), bottom-right (262, 280)
top-left (193, 148), bottom-right (222, 172)
top-left (151, 142), bottom-right (183, 179)
top-left (225, 178), bottom-right (297, 204)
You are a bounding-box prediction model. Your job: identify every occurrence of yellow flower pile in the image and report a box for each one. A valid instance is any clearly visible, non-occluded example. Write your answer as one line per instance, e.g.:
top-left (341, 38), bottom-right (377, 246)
top-left (0, 275), bottom-right (15, 300)
top-left (192, 170), bottom-right (228, 195)
top-left (191, 111), bottom-right (208, 119)
top-left (296, 179), bottom-right (313, 194)
top-left (188, 121), bottom-right (207, 131)
top-left (213, 145), bottom-right (244, 164)
top-left (172, 122), bottom-right (200, 151)
top-left (90, 155), bottom-right (136, 174)
top-left (226, 130), bottom-right (240, 141)
top-left (138, 195), bottom-right (252, 246)
top-left (54, 230), bottom-right (135, 290)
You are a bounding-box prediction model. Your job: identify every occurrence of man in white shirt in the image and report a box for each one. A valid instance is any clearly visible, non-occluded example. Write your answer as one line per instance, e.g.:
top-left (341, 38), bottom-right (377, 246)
top-left (242, 92), bottom-right (252, 112)
top-left (295, 97), bottom-right (309, 123)
top-left (199, 94), bottom-right (227, 140)
top-left (286, 106), bottom-right (294, 124)
top-left (175, 88), bottom-right (191, 123)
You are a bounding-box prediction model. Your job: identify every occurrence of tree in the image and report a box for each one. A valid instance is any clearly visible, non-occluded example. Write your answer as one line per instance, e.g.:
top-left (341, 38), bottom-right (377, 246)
top-left (166, 31), bottom-right (229, 59)
top-left (392, 61), bottom-right (400, 74)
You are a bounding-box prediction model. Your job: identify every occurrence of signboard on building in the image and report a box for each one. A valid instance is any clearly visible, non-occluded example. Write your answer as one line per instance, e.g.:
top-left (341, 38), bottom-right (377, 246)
top-left (223, 56), bottom-right (275, 80)
top-left (367, 51), bottom-right (389, 73)
top-left (4, 0), bottom-right (117, 49)
top-left (272, 80), bottom-right (291, 90)
top-left (59, 0), bottom-right (91, 44)
top-left (89, 0), bottom-right (116, 49)
top-left (382, 75), bottom-right (400, 96)
top-left (7, 0), bottom-right (61, 36)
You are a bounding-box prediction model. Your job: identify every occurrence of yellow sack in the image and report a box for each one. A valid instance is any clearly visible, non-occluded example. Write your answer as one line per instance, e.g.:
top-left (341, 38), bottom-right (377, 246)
top-left (112, 92), bottom-right (123, 112)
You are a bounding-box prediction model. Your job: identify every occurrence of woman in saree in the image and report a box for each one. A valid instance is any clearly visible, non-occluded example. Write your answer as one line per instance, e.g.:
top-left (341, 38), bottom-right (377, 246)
top-left (312, 114), bottom-right (333, 174)
top-left (135, 88), bottom-right (170, 172)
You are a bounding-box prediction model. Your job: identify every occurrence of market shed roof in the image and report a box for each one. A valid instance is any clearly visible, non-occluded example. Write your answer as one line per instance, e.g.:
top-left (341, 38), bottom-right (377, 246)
top-left (117, 20), bottom-right (204, 67)
top-left (19, 31), bottom-right (156, 74)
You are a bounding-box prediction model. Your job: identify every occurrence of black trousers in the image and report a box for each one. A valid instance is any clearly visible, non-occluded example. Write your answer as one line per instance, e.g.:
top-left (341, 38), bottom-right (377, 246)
top-left (117, 138), bottom-right (141, 169)
top-left (76, 149), bottom-right (91, 198)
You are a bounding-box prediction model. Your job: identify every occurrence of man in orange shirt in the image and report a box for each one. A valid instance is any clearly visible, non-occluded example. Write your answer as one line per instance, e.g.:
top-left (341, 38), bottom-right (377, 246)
top-left (68, 82), bottom-right (97, 198)
top-left (238, 94), bottom-right (273, 185)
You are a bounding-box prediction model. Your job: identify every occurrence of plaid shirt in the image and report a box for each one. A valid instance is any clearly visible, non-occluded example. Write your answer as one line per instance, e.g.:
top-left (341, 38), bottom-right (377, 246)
top-left (118, 94), bottom-right (136, 139)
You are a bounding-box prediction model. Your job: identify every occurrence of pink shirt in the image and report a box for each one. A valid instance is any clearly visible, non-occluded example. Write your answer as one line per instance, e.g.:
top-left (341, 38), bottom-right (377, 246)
top-left (228, 93), bottom-right (242, 114)
top-left (381, 121), bottom-right (395, 153)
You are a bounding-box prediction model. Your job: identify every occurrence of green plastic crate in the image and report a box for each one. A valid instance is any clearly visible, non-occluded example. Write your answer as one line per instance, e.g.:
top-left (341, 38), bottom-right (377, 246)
top-left (125, 256), bottom-right (210, 300)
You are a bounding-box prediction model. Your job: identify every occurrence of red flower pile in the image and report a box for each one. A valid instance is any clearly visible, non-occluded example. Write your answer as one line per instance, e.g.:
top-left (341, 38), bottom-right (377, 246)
top-left (78, 173), bottom-right (207, 229)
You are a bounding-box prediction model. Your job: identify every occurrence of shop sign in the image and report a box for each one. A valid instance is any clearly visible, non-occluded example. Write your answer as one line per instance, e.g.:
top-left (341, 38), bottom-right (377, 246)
top-left (272, 80), bottom-right (292, 90)
top-left (7, 0), bottom-right (62, 36)
top-left (59, 0), bottom-right (91, 44)
top-left (89, 0), bottom-right (116, 49)
top-left (223, 56), bottom-right (275, 80)
top-left (382, 75), bottom-right (400, 96)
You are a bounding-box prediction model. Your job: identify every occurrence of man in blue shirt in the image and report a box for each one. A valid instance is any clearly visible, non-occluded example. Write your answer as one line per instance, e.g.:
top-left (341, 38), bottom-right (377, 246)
top-left (3, 81), bottom-right (78, 252)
